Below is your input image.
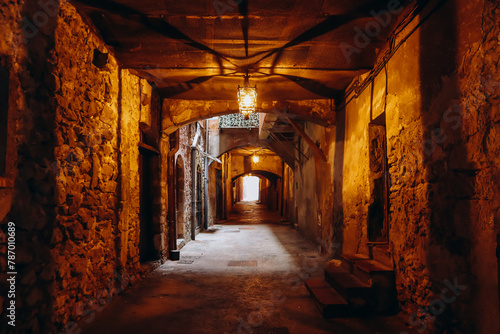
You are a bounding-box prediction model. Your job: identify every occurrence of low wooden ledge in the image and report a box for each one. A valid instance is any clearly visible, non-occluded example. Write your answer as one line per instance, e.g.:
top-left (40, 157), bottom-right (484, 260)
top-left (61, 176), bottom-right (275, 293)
top-left (138, 142), bottom-right (160, 155)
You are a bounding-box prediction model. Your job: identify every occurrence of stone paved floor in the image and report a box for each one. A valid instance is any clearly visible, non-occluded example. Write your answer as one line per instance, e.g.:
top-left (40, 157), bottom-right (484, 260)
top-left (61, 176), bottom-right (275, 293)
top-left (79, 202), bottom-right (416, 334)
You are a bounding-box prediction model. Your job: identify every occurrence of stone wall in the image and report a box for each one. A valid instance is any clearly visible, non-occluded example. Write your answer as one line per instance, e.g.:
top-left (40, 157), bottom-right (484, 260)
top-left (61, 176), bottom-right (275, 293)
top-left (340, 0), bottom-right (500, 331)
top-left (342, 89), bottom-right (371, 256)
top-left (0, 0), bottom-right (59, 332)
top-left (0, 1), bottom-right (162, 332)
top-left (171, 122), bottom-right (208, 243)
top-left (292, 121), bottom-right (341, 254)
top-left (50, 3), bottom-right (154, 330)
top-left (282, 163), bottom-right (294, 223)
top-left (175, 124), bottom-right (192, 242)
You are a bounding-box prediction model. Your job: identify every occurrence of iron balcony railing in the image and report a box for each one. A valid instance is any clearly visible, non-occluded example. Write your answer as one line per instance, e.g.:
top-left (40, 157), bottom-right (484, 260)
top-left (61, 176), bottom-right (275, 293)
top-left (218, 113), bottom-right (259, 128)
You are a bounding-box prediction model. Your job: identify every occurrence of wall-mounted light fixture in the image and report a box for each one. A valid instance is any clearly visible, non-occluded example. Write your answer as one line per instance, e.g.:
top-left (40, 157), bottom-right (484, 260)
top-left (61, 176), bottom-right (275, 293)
top-left (252, 155), bottom-right (259, 163)
top-left (238, 72), bottom-right (257, 120)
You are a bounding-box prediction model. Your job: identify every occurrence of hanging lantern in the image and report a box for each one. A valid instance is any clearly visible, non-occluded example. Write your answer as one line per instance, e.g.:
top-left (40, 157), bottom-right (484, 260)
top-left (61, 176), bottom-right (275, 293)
top-left (238, 73), bottom-right (257, 120)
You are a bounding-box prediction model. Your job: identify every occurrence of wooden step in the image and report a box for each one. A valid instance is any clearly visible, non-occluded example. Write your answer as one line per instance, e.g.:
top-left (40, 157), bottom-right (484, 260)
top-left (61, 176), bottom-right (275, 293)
top-left (304, 279), bottom-right (351, 318)
top-left (324, 264), bottom-right (371, 310)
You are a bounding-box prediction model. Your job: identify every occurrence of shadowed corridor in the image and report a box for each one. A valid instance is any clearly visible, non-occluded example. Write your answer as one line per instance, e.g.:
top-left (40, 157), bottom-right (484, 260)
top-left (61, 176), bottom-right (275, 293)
top-left (79, 203), bottom-right (414, 334)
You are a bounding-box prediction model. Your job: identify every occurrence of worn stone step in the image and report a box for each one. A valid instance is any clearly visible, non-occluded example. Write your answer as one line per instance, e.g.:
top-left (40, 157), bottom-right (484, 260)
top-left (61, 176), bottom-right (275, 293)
top-left (349, 259), bottom-right (389, 285)
top-left (341, 253), bottom-right (371, 261)
top-left (371, 245), bottom-right (393, 268)
top-left (352, 259), bottom-right (398, 314)
top-left (324, 263), bottom-right (371, 309)
top-left (340, 253), bottom-right (370, 273)
top-left (355, 259), bottom-right (393, 273)
top-left (304, 279), bottom-right (351, 318)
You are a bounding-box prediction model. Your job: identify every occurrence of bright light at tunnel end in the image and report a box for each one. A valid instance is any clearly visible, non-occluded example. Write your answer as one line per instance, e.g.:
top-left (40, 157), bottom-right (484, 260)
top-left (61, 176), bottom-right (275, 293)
top-left (242, 176), bottom-right (260, 202)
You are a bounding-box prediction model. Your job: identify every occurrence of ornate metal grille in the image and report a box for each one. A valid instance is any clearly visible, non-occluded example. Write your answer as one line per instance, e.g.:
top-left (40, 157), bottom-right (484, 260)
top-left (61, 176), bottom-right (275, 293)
top-left (218, 113), bottom-right (259, 128)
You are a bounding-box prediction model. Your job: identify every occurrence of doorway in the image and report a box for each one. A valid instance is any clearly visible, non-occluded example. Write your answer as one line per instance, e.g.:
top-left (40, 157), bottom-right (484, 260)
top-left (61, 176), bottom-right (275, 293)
top-left (139, 152), bottom-right (157, 262)
top-left (367, 113), bottom-right (389, 243)
top-left (216, 168), bottom-right (223, 219)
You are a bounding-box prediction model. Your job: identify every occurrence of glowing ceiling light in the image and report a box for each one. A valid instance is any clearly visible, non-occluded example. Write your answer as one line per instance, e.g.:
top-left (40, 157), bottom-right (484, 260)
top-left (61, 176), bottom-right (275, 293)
top-left (238, 73), bottom-right (257, 120)
top-left (252, 155), bottom-right (259, 163)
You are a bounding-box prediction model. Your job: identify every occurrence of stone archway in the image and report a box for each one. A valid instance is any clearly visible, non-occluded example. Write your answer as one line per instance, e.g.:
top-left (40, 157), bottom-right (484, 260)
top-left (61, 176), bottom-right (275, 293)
top-left (162, 100), bottom-right (334, 135)
top-left (232, 171), bottom-right (282, 211)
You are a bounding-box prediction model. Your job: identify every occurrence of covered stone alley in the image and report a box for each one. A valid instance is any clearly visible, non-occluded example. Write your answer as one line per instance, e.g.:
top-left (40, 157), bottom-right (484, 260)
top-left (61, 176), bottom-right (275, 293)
top-left (0, 0), bottom-right (499, 333)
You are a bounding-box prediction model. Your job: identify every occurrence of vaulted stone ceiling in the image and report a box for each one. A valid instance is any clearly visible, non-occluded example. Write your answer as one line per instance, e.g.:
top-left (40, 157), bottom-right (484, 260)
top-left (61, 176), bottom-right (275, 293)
top-left (229, 146), bottom-right (276, 156)
top-left (71, 0), bottom-right (409, 102)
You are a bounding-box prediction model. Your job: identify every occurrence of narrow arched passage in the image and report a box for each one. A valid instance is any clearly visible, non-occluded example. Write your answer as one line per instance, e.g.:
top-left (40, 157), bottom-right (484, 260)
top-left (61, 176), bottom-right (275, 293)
top-left (216, 144), bottom-right (285, 220)
top-left (232, 171), bottom-right (281, 211)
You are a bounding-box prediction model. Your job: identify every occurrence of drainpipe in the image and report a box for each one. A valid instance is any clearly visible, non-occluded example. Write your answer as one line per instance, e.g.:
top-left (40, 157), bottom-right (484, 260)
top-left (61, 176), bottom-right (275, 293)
top-left (203, 119), bottom-right (209, 229)
top-left (167, 130), bottom-right (180, 254)
top-left (221, 154), bottom-right (227, 220)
